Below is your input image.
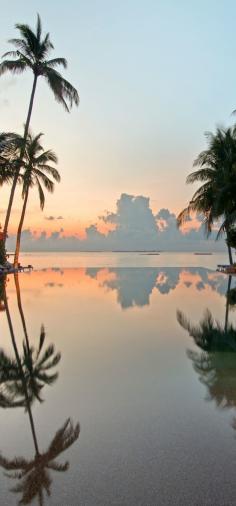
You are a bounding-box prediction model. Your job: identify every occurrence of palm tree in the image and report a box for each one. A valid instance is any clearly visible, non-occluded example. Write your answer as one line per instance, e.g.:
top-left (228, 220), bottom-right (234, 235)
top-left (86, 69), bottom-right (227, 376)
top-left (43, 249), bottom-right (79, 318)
top-left (0, 418), bottom-right (80, 505)
top-left (14, 132), bottom-right (60, 267)
top-left (0, 14), bottom-right (79, 240)
top-left (177, 127), bottom-right (236, 265)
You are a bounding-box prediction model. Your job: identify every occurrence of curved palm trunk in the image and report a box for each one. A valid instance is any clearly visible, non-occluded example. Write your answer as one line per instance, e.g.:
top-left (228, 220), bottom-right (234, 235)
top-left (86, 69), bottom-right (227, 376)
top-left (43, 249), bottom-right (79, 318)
top-left (3, 282), bottom-right (39, 456)
top-left (227, 243), bottom-right (233, 266)
top-left (225, 222), bottom-right (233, 266)
top-left (14, 187), bottom-right (29, 267)
top-left (14, 273), bottom-right (30, 354)
top-left (225, 275), bottom-right (232, 332)
top-left (3, 74), bottom-right (38, 242)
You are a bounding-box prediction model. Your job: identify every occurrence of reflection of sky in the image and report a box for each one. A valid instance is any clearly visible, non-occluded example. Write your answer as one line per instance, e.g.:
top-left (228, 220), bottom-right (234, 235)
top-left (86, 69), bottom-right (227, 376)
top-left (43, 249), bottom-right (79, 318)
top-left (2, 265), bottom-right (236, 504)
top-left (86, 267), bottom-right (232, 308)
top-left (6, 266), bottom-right (233, 309)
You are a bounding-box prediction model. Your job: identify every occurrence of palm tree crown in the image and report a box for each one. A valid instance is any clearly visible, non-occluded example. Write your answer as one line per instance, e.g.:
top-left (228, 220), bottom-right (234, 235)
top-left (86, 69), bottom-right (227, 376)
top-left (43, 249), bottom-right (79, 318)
top-left (177, 126), bottom-right (236, 263)
top-left (0, 14), bottom-right (79, 111)
top-left (22, 132), bottom-right (60, 209)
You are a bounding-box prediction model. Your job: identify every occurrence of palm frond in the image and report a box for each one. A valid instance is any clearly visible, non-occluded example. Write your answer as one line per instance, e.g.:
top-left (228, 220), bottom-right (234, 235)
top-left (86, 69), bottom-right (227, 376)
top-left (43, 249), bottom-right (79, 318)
top-left (45, 68), bottom-right (79, 111)
top-left (35, 178), bottom-right (45, 210)
top-left (46, 58), bottom-right (67, 69)
top-left (0, 60), bottom-right (27, 76)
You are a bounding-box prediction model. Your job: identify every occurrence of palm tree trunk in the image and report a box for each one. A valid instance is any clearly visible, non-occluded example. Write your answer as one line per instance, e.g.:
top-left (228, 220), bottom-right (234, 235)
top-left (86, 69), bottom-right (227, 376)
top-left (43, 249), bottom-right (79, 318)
top-left (14, 273), bottom-right (30, 354)
top-left (3, 282), bottom-right (40, 455)
top-left (225, 224), bottom-right (233, 265)
top-left (3, 73), bottom-right (38, 241)
top-left (225, 275), bottom-right (232, 332)
top-left (14, 188), bottom-right (29, 267)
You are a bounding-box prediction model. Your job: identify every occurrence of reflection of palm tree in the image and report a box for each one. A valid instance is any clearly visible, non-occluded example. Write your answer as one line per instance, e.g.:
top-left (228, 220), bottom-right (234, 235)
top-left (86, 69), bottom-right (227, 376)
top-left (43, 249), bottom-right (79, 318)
top-left (2, 278), bottom-right (40, 453)
top-left (0, 328), bottom-right (61, 405)
top-left (14, 273), bottom-right (61, 402)
top-left (0, 277), bottom-right (80, 504)
top-left (0, 418), bottom-right (80, 505)
top-left (177, 308), bottom-right (236, 352)
top-left (177, 307), bottom-right (236, 409)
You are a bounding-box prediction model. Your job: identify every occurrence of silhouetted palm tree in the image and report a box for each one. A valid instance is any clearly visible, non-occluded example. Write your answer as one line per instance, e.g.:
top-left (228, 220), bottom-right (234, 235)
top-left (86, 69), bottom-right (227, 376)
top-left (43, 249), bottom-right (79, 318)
top-left (14, 132), bottom-right (60, 266)
top-left (177, 127), bottom-right (236, 264)
top-left (0, 14), bottom-right (79, 239)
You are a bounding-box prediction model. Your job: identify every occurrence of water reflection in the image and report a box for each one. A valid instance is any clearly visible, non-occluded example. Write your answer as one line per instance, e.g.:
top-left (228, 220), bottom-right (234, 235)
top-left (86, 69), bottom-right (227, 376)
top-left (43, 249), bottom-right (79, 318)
top-left (86, 267), bottom-right (232, 308)
top-left (177, 276), bottom-right (236, 411)
top-left (0, 275), bottom-right (80, 504)
top-left (0, 418), bottom-right (80, 505)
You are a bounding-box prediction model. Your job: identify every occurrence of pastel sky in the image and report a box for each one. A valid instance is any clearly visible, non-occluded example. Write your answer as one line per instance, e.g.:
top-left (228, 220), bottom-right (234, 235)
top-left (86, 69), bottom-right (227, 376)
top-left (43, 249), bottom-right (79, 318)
top-left (1, 0), bottom-right (236, 238)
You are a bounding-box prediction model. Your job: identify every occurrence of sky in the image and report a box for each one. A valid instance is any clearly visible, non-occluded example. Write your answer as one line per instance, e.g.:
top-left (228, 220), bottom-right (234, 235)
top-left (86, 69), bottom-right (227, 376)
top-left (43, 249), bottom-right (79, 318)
top-left (1, 0), bottom-right (236, 250)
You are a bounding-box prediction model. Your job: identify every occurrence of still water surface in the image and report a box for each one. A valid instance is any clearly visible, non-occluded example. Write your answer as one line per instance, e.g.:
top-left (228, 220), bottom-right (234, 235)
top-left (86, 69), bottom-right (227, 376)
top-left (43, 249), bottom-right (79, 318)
top-left (0, 252), bottom-right (236, 505)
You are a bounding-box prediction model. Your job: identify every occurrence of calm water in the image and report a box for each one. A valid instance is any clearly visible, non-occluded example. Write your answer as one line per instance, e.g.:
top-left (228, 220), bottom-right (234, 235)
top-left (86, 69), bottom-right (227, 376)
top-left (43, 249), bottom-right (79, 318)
top-left (1, 252), bottom-right (236, 505)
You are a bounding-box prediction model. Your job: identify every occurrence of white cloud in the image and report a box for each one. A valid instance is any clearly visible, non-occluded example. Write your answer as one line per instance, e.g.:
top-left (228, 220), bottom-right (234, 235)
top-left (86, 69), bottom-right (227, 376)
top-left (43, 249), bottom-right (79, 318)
top-left (7, 193), bottom-right (226, 252)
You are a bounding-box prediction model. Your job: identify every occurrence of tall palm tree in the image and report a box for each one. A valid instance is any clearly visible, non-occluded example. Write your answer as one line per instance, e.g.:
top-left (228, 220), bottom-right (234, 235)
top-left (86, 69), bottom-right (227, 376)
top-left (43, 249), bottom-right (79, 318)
top-left (0, 14), bottom-right (79, 240)
top-left (14, 132), bottom-right (60, 267)
top-left (177, 127), bottom-right (236, 265)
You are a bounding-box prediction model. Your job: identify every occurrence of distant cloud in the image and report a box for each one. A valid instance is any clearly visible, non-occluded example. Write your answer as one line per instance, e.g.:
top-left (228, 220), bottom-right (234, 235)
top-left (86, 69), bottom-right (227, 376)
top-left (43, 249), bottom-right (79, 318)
top-left (44, 216), bottom-right (64, 221)
top-left (7, 193), bottom-right (226, 252)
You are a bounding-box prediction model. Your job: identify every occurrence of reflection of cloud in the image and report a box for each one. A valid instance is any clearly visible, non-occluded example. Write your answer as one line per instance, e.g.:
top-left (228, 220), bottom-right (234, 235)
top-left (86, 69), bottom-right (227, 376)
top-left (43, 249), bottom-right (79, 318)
top-left (45, 282), bottom-right (63, 287)
top-left (101, 268), bottom-right (159, 308)
top-left (86, 267), bottom-right (233, 309)
top-left (7, 193), bottom-right (226, 252)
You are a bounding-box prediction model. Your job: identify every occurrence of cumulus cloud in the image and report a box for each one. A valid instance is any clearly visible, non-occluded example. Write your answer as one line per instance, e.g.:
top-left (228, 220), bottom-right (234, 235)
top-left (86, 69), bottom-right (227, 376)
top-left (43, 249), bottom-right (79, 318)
top-left (7, 193), bottom-right (226, 252)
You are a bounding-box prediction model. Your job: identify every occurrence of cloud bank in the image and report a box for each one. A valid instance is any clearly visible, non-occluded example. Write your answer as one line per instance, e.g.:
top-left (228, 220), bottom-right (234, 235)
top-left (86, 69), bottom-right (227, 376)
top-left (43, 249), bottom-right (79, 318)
top-left (7, 193), bottom-right (226, 252)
